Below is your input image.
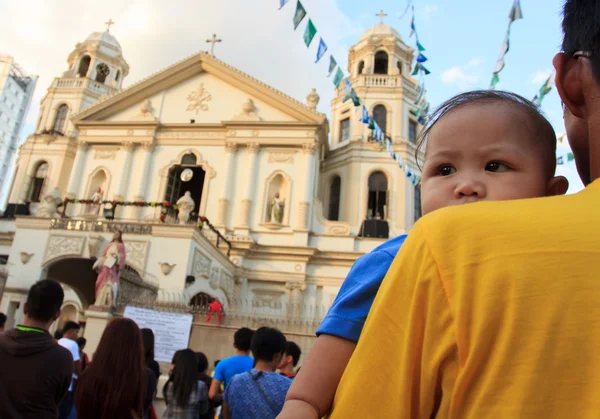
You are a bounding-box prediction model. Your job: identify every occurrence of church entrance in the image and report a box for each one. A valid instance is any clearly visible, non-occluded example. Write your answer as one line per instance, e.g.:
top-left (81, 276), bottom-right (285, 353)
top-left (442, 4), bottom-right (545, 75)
top-left (45, 258), bottom-right (97, 309)
top-left (164, 153), bottom-right (206, 219)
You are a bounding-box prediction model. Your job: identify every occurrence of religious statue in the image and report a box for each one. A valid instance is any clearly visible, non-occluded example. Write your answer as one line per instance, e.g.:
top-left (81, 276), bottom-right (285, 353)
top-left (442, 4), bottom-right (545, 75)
top-left (206, 298), bottom-right (224, 325)
top-left (89, 187), bottom-right (103, 214)
top-left (306, 88), bottom-right (320, 111)
top-left (270, 192), bottom-right (284, 224)
top-left (92, 230), bottom-right (126, 308)
top-left (176, 191), bottom-right (195, 224)
top-left (33, 188), bottom-right (62, 218)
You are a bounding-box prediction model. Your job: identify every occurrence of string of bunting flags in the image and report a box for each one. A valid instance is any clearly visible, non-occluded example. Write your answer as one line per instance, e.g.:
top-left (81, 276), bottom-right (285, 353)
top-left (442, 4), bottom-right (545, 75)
top-left (490, 0), bottom-right (523, 89)
top-left (556, 151), bottom-right (575, 166)
top-left (279, 0), bottom-right (430, 186)
top-left (532, 71), bottom-right (555, 107)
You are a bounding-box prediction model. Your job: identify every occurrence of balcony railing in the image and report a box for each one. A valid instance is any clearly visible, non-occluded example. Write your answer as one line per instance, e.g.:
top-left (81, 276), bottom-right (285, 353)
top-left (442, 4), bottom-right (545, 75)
top-left (51, 77), bottom-right (115, 96)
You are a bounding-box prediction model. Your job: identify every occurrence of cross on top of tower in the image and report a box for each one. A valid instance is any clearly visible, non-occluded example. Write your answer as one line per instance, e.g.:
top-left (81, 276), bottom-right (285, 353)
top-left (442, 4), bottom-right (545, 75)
top-left (105, 19), bottom-right (115, 32)
top-left (206, 34), bottom-right (222, 56)
top-left (376, 10), bottom-right (387, 24)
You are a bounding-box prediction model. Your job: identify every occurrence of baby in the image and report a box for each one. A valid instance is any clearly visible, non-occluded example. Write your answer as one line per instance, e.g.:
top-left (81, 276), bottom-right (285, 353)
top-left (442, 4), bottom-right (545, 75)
top-left (278, 90), bottom-right (569, 419)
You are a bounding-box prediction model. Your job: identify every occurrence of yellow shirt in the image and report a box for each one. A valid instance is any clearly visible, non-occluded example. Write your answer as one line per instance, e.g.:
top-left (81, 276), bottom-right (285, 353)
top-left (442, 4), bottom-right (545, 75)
top-left (330, 180), bottom-right (600, 419)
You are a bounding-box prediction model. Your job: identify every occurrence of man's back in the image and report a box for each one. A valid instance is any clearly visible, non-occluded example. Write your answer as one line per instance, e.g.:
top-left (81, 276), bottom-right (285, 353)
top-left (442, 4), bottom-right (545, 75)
top-left (332, 181), bottom-right (600, 418)
top-left (214, 355), bottom-right (254, 388)
top-left (0, 328), bottom-right (73, 418)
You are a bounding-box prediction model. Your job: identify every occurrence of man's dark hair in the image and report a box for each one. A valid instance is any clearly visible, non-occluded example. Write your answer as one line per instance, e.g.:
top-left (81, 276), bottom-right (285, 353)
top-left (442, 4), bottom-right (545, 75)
top-left (25, 280), bottom-right (64, 323)
top-left (54, 330), bottom-right (63, 340)
top-left (562, 0), bottom-right (600, 82)
top-left (76, 337), bottom-right (87, 348)
top-left (285, 341), bottom-right (302, 367)
top-left (417, 90), bottom-right (558, 178)
top-left (234, 327), bottom-right (254, 352)
top-left (0, 312), bottom-right (6, 329)
top-left (250, 327), bottom-right (287, 363)
top-left (63, 321), bottom-right (81, 334)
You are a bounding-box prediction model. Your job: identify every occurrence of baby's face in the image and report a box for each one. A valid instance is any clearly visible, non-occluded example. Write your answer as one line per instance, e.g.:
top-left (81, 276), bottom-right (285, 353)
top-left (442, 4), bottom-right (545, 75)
top-left (421, 102), bottom-right (553, 215)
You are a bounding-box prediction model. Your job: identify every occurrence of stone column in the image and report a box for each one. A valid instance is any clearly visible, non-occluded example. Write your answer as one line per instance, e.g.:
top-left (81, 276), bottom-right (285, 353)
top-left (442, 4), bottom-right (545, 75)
top-left (237, 143), bottom-right (260, 229)
top-left (216, 142), bottom-right (238, 227)
top-left (66, 141), bottom-right (89, 199)
top-left (286, 281), bottom-right (306, 320)
top-left (114, 141), bottom-right (135, 201)
top-left (297, 143), bottom-right (317, 230)
top-left (130, 142), bottom-right (155, 220)
top-left (83, 309), bottom-right (113, 360)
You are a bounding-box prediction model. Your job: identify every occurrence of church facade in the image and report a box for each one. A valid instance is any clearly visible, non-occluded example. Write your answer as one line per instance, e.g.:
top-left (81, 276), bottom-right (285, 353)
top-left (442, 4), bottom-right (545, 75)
top-left (0, 21), bottom-right (423, 358)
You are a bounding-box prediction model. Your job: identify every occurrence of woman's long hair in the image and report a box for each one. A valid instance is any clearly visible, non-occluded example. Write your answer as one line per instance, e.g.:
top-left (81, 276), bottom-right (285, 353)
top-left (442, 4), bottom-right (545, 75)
top-left (171, 349), bottom-right (199, 407)
top-left (74, 317), bottom-right (146, 418)
top-left (141, 328), bottom-right (155, 363)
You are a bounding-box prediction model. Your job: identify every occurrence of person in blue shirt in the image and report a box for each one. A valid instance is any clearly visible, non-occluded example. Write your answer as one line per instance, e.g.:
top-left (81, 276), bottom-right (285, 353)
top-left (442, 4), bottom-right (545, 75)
top-left (208, 327), bottom-right (254, 404)
top-left (223, 327), bottom-right (292, 419)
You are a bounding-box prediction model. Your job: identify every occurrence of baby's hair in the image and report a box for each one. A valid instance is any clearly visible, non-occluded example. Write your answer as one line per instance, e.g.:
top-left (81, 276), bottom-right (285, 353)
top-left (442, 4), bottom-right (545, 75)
top-left (416, 90), bottom-right (558, 177)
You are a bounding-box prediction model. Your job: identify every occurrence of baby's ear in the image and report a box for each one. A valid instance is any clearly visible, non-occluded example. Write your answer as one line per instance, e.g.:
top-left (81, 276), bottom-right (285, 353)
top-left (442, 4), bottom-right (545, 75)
top-left (547, 175), bottom-right (569, 196)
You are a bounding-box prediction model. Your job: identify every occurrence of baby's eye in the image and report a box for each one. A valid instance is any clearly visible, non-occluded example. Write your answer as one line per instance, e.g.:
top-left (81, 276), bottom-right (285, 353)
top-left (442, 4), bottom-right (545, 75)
top-left (486, 161), bottom-right (510, 172)
top-left (437, 165), bottom-right (456, 176)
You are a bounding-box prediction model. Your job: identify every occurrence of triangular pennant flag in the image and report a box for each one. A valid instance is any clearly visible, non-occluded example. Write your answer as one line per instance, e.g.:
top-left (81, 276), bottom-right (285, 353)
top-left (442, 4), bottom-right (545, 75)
top-left (557, 156), bottom-right (564, 165)
top-left (532, 94), bottom-right (540, 107)
top-left (490, 72), bottom-right (500, 89)
top-left (412, 64), bottom-right (420, 76)
top-left (360, 106), bottom-right (369, 124)
top-left (416, 53), bottom-right (428, 63)
top-left (279, 0), bottom-right (290, 10)
top-left (303, 19), bottom-right (317, 47)
top-left (328, 56), bottom-right (337, 77)
top-left (508, 0), bottom-right (524, 23)
top-left (333, 68), bottom-right (344, 87)
top-left (409, 8), bottom-right (416, 38)
top-left (421, 65), bottom-right (431, 75)
top-left (567, 152), bottom-right (575, 162)
top-left (343, 79), bottom-right (352, 102)
top-left (315, 38), bottom-right (328, 63)
top-left (350, 89), bottom-right (361, 107)
top-left (368, 117), bottom-right (375, 130)
top-left (406, 168), bottom-right (413, 178)
top-left (293, 1), bottom-right (307, 30)
top-left (417, 41), bottom-right (426, 52)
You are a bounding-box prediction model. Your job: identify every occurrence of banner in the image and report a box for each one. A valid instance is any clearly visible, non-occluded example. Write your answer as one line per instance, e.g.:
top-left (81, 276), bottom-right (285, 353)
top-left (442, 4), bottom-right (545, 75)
top-left (293, 1), bottom-right (307, 30)
top-left (303, 19), bottom-right (317, 46)
top-left (328, 56), bottom-right (337, 77)
top-left (315, 38), bottom-right (328, 63)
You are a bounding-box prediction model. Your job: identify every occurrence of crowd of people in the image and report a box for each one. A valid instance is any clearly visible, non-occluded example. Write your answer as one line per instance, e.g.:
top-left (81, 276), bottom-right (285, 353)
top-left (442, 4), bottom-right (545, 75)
top-left (2, 1), bottom-right (600, 418)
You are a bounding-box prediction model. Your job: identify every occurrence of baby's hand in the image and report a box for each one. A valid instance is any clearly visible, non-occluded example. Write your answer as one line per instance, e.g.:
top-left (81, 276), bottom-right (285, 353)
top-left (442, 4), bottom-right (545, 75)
top-left (276, 400), bottom-right (320, 419)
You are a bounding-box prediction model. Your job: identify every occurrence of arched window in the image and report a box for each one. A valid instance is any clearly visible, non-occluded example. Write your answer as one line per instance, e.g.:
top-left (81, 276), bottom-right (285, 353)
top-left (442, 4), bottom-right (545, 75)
top-left (190, 292), bottom-right (214, 313)
top-left (397, 61), bottom-right (403, 75)
top-left (95, 63), bottom-right (110, 84)
top-left (181, 153), bottom-right (197, 165)
top-left (29, 161), bottom-right (49, 202)
top-left (414, 185), bottom-right (422, 222)
top-left (328, 176), bottom-right (341, 221)
top-left (357, 61), bottom-right (365, 75)
top-left (367, 171), bottom-right (388, 219)
top-left (374, 51), bottom-right (389, 75)
top-left (115, 70), bottom-right (121, 82)
top-left (373, 105), bottom-right (387, 136)
top-left (52, 104), bottom-right (69, 135)
top-left (77, 56), bottom-right (91, 78)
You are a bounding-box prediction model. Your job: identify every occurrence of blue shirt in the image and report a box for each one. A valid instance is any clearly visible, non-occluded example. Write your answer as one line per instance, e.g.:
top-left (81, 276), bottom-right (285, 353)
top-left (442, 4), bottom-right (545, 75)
top-left (224, 369), bottom-right (291, 419)
top-left (316, 234), bottom-right (407, 342)
top-left (213, 355), bottom-right (254, 387)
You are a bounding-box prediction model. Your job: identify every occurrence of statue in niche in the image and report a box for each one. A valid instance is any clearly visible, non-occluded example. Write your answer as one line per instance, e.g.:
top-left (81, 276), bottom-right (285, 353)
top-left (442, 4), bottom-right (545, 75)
top-left (176, 191), bottom-right (195, 224)
top-left (89, 187), bottom-right (103, 214)
top-left (270, 192), bottom-right (284, 224)
top-left (92, 230), bottom-right (126, 308)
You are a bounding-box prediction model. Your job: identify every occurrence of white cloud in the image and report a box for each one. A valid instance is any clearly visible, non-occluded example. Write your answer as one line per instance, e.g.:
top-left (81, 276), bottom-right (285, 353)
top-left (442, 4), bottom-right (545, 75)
top-left (530, 70), bottom-right (552, 84)
top-left (423, 5), bottom-right (439, 17)
top-left (0, 0), bottom-right (364, 136)
top-left (440, 57), bottom-right (484, 90)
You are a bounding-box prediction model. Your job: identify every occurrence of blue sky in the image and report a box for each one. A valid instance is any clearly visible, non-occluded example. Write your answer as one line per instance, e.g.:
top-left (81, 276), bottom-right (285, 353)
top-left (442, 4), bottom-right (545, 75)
top-left (1, 0), bottom-right (582, 192)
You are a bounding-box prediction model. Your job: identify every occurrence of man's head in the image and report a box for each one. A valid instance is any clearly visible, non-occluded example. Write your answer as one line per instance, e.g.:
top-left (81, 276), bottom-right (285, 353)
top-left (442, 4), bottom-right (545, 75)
top-left (23, 280), bottom-right (64, 329)
top-left (76, 337), bottom-right (87, 350)
top-left (233, 327), bottom-right (254, 352)
top-left (553, 0), bottom-right (600, 184)
top-left (278, 341), bottom-right (302, 371)
top-left (251, 327), bottom-right (287, 369)
top-left (419, 90), bottom-right (568, 215)
top-left (0, 312), bottom-right (6, 332)
top-left (62, 321), bottom-right (80, 340)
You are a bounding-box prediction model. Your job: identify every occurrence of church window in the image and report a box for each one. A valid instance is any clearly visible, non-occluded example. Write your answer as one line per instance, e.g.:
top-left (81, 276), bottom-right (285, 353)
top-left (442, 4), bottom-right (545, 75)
top-left (328, 176), bottom-right (341, 221)
top-left (373, 105), bottom-right (387, 137)
top-left (409, 119), bottom-right (417, 143)
top-left (397, 61), bottom-right (403, 74)
top-left (374, 51), bottom-right (389, 75)
top-left (357, 61), bottom-right (365, 75)
top-left (367, 171), bottom-right (388, 220)
top-left (115, 70), bottom-right (121, 82)
top-left (339, 118), bottom-right (350, 142)
top-left (52, 104), bottom-right (69, 135)
top-left (181, 153), bottom-right (197, 166)
top-left (95, 63), bottom-right (110, 84)
top-left (77, 56), bottom-right (91, 78)
top-left (414, 185), bottom-right (422, 222)
top-left (29, 161), bottom-right (48, 202)
top-left (190, 292), bottom-right (213, 312)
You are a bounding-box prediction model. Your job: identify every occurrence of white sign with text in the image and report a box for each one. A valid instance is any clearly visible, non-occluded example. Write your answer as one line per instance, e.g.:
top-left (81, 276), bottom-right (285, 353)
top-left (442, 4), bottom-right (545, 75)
top-left (124, 306), bottom-right (193, 363)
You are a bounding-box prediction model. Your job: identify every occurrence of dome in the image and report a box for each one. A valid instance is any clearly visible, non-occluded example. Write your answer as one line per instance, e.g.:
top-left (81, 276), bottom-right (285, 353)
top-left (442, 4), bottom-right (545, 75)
top-left (360, 23), bottom-right (402, 42)
top-left (85, 31), bottom-right (122, 51)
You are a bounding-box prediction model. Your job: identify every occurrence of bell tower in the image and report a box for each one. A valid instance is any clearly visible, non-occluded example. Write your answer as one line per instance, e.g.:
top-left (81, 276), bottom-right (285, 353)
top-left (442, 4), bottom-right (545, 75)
top-left (321, 13), bottom-right (425, 238)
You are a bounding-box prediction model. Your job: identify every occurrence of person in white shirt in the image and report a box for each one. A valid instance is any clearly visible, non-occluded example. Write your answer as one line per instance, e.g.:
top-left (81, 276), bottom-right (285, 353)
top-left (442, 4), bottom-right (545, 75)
top-left (57, 321), bottom-right (81, 419)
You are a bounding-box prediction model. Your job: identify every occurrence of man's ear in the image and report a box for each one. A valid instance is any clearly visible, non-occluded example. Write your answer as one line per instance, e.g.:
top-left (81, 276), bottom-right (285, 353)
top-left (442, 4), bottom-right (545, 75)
top-left (548, 175), bottom-right (569, 196)
top-left (553, 52), bottom-right (586, 119)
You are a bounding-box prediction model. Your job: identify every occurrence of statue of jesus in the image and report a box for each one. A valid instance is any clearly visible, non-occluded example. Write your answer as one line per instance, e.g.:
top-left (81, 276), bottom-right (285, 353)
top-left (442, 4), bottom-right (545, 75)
top-left (270, 192), bottom-right (284, 224)
top-left (92, 231), bottom-right (126, 308)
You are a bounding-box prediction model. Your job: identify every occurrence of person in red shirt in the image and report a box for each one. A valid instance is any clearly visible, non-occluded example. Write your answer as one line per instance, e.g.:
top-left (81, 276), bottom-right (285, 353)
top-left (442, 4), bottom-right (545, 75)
top-left (278, 342), bottom-right (301, 380)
